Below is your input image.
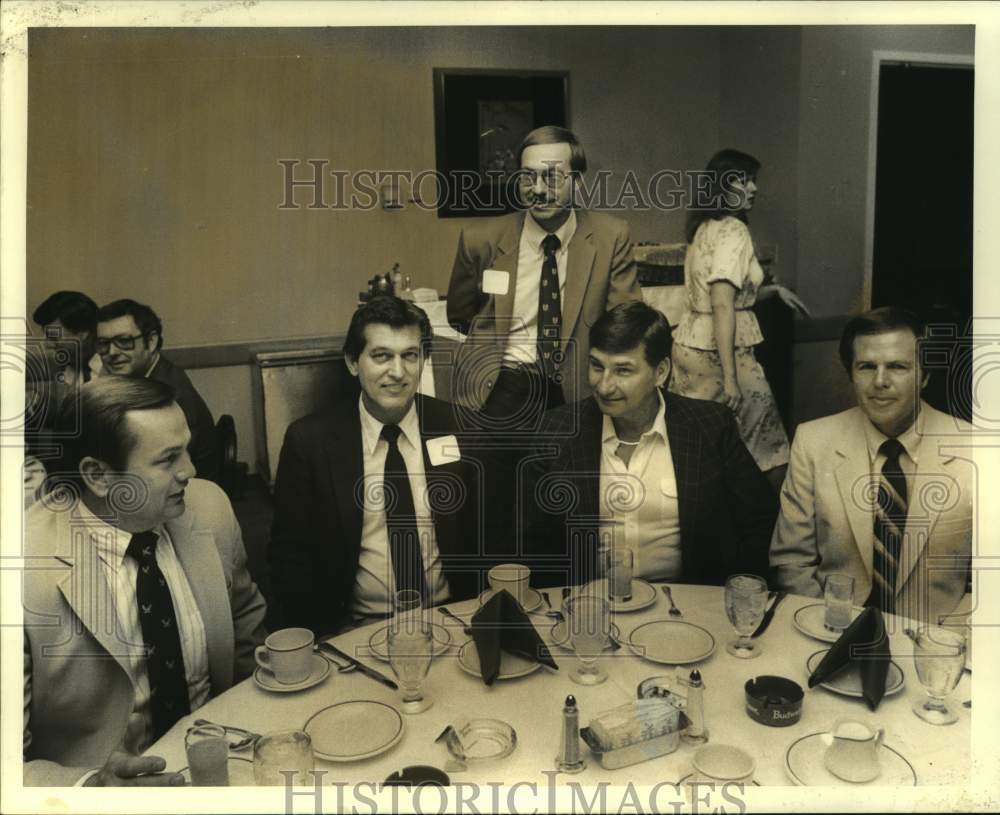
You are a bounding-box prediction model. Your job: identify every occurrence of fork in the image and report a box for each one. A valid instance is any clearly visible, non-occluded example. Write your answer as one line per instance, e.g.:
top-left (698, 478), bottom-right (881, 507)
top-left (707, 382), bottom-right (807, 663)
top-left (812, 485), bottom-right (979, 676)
top-left (313, 644), bottom-right (357, 672)
top-left (438, 606), bottom-right (473, 635)
top-left (660, 585), bottom-right (682, 617)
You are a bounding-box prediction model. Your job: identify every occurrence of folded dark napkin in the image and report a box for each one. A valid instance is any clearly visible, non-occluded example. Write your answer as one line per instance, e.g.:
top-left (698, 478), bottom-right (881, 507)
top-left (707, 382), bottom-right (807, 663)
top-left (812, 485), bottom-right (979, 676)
top-left (470, 590), bottom-right (558, 685)
top-left (807, 606), bottom-right (890, 711)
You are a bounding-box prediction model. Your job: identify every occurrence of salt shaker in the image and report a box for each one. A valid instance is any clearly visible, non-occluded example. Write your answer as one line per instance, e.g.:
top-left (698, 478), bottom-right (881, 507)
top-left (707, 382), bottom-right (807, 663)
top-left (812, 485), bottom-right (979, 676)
top-left (555, 695), bottom-right (586, 773)
top-left (681, 669), bottom-right (708, 744)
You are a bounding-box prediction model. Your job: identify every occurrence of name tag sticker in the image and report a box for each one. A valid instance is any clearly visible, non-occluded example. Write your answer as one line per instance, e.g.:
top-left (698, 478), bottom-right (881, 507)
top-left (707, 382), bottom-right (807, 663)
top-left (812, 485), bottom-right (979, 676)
top-left (426, 435), bottom-right (461, 466)
top-left (482, 269), bottom-right (510, 295)
top-left (660, 477), bottom-right (678, 498)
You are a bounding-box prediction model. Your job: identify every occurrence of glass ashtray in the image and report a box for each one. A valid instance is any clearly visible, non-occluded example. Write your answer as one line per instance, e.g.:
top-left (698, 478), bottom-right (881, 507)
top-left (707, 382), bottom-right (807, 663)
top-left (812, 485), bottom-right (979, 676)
top-left (447, 719), bottom-right (517, 762)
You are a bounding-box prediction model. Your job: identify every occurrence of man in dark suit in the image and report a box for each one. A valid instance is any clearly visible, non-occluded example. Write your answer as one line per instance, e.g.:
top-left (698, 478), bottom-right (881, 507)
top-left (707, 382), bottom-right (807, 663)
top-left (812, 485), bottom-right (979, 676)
top-left (97, 299), bottom-right (219, 483)
top-left (447, 125), bottom-right (641, 425)
top-left (269, 296), bottom-right (483, 636)
top-left (525, 301), bottom-right (777, 587)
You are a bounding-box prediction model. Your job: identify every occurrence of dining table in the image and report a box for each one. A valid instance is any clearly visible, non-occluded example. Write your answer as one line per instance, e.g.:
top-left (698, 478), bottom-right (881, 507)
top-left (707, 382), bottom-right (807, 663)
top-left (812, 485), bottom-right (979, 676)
top-left (146, 584), bottom-right (972, 791)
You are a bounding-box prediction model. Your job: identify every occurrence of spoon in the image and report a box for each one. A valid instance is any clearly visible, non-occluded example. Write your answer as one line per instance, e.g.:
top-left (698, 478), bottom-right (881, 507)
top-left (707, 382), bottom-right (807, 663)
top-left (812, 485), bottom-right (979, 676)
top-left (438, 606), bottom-right (473, 635)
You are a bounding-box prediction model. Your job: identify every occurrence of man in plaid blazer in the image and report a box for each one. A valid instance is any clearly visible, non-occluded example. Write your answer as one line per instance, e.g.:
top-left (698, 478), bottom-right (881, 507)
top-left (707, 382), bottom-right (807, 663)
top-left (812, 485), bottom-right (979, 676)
top-left (522, 302), bottom-right (777, 587)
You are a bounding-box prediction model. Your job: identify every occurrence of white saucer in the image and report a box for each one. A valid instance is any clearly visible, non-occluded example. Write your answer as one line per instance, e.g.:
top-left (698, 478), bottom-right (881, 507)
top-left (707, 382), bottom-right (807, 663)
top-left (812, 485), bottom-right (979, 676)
top-left (677, 772), bottom-right (760, 787)
top-left (549, 619), bottom-right (622, 652)
top-left (567, 578), bottom-right (657, 613)
top-left (253, 654), bottom-right (330, 693)
top-left (478, 587), bottom-right (544, 613)
top-left (627, 620), bottom-right (716, 664)
top-left (805, 649), bottom-right (905, 698)
top-left (367, 621), bottom-right (453, 661)
top-left (457, 639), bottom-right (543, 680)
top-left (785, 731), bottom-right (917, 786)
top-left (180, 755), bottom-right (255, 785)
top-left (304, 700), bottom-right (404, 762)
top-left (792, 603), bottom-right (864, 643)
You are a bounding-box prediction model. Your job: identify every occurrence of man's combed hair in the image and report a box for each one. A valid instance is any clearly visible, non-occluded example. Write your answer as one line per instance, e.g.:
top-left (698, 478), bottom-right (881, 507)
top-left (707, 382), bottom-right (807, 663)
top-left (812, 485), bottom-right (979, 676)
top-left (342, 296), bottom-right (433, 361)
top-left (839, 306), bottom-right (924, 376)
top-left (32, 291), bottom-right (98, 335)
top-left (98, 298), bottom-right (164, 350)
top-left (590, 301), bottom-right (674, 367)
top-left (58, 377), bottom-right (176, 480)
top-left (518, 125), bottom-right (587, 174)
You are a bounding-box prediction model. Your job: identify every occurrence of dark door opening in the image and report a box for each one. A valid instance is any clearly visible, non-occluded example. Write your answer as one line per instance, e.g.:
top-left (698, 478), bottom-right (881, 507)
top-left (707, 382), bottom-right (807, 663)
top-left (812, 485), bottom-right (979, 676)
top-left (871, 61), bottom-right (973, 422)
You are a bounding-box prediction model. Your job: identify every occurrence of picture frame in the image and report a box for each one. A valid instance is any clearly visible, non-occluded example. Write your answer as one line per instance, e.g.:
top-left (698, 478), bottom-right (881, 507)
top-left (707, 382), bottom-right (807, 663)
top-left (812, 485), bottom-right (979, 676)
top-left (432, 68), bottom-right (570, 218)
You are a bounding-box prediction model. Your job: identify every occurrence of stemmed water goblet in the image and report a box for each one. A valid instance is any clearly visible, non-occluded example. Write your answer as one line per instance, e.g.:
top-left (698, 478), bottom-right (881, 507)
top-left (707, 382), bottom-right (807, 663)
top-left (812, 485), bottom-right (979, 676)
top-left (724, 574), bottom-right (768, 659)
top-left (387, 589), bottom-right (433, 713)
top-left (912, 627), bottom-right (966, 725)
top-left (566, 594), bottom-right (610, 685)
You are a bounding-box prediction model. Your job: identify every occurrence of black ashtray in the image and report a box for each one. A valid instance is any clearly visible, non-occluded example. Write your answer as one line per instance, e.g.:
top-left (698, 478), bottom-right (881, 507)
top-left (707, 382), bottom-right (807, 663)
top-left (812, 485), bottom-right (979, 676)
top-left (383, 766), bottom-right (450, 787)
top-left (744, 676), bottom-right (803, 727)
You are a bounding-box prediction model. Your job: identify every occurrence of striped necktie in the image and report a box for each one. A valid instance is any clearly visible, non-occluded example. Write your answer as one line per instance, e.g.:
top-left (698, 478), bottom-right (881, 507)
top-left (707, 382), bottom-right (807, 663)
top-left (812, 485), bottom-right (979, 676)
top-left (866, 438), bottom-right (908, 614)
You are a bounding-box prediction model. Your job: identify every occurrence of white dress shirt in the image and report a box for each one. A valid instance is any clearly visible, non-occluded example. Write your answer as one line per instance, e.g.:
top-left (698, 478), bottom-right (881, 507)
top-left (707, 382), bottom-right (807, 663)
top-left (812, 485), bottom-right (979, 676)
top-left (598, 392), bottom-right (683, 580)
top-left (351, 397), bottom-right (450, 622)
top-left (76, 500), bottom-right (210, 754)
top-left (503, 210), bottom-right (578, 367)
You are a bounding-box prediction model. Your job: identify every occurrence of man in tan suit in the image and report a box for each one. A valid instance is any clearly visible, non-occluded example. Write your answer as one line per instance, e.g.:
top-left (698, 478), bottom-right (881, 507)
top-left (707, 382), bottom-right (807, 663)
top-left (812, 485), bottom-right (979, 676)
top-left (447, 125), bottom-right (641, 425)
top-left (770, 307), bottom-right (973, 624)
top-left (23, 377), bottom-right (266, 786)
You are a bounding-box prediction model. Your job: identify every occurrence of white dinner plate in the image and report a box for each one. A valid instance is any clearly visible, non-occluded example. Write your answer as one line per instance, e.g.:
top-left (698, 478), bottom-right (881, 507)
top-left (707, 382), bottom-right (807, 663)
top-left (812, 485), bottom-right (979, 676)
top-left (253, 654), bottom-right (330, 693)
top-left (549, 619), bottom-right (622, 652)
top-left (457, 639), bottom-right (543, 680)
top-left (366, 622), bottom-right (453, 661)
top-left (676, 772), bottom-right (760, 787)
top-left (627, 620), bottom-right (716, 665)
top-left (785, 731), bottom-right (917, 786)
top-left (792, 603), bottom-right (864, 643)
top-left (805, 649), bottom-right (905, 698)
top-left (478, 587), bottom-right (545, 613)
top-left (303, 700), bottom-right (404, 762)
top-left (180, 755), bottom-right (255, 785)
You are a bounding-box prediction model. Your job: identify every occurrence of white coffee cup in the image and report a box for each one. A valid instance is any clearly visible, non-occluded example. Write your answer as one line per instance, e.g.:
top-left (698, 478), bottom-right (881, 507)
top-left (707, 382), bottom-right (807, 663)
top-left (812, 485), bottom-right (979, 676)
top-left (254, 627), bottom-right (314, 684)
top-left (488, 563), bottom-right (530, 606)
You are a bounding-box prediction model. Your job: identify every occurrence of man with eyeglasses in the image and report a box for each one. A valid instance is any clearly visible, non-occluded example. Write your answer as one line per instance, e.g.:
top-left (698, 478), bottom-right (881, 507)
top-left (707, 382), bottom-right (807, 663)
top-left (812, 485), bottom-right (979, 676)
top-left (97, 299), bottom-right (219, 483)
top-left (447, 125), bottom-right (640, 423)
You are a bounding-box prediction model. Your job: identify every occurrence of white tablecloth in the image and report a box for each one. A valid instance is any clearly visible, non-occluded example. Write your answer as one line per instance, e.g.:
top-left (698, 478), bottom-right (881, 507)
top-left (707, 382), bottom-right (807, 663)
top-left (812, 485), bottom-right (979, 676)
top-left (148, 586), bottom-right (971, 788)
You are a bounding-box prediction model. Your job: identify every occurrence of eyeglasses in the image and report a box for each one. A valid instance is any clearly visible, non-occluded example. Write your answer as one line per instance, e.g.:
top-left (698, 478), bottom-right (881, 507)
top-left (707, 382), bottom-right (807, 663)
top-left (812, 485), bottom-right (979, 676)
top-left (96, 333), bottom-right (149, 353)
top-left (517, 168), bottom-right (572, 189)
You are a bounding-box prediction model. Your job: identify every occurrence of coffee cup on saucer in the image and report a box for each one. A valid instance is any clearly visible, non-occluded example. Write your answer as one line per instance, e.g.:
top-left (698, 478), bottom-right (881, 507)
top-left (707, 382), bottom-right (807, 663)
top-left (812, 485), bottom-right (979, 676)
top-left (821, 718), bottom-right (884, 783)
top-left (254, 628), bottom-right (314, 684)
top-left (487, 564), bottom-right (530, 607)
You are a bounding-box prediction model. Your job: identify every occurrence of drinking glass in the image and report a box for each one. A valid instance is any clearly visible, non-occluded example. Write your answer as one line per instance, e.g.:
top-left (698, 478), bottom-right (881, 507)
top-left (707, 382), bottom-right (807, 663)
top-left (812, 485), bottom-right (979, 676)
top-left (823, 573), bottom-right (855, 631)
top-left (566, 595), bottom-right (610, 685)
top-left (252, 730), bottom-right (313, 786)
top-left (184, 723), bottom-right (229, 786)
top-left (912, 627), bottom-right (966, 725)
top-left (606, 548), bottom-right (634, 603)
top-left (388, 619), bottom-right (434, 713)
top-left (724, 574), bottom-right (768, 659)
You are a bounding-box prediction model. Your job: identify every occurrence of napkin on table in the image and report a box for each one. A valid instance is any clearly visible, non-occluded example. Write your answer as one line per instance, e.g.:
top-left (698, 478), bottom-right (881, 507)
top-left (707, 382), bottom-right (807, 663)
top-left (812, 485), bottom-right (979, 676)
top-left (470, 590), bottom-right (557, 685)
top-left (807, 606), bottom-right (890, 711)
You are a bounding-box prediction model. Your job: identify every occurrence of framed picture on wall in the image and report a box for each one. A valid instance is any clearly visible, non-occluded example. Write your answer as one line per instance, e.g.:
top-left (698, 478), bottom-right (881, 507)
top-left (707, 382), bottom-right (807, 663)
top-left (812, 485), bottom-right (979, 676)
top-left (432, 68), bottom-right (569, 218)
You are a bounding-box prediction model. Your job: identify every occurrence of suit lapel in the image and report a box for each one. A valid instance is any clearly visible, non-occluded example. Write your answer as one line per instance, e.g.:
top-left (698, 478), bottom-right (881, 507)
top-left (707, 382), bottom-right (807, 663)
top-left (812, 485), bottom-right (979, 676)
top-left (834, 412), bottom-right (876, 578)
top-left (663, 395), bottom-right (701, 565)
top-left (573, 399), bottom-right (604, 520)
top-left (329, 399), bottom-right (365, 564)
top-left (491, 213), bottom-right (524, 331)
top-left (415, 397), bottom-right (460, 558)
top-left (167, 508), bottom-right (233, 692)
top-left (560, 209), bottom-right (596, 341)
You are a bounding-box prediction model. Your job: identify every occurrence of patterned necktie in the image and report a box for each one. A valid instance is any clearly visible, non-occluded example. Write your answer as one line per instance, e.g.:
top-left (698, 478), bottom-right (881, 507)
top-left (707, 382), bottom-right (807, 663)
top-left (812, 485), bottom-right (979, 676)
top-left (125, 530), bottom-right (190, 741)
top-left (537, 233), bottom-right (563, 378)
top-left (380, 424), bottom-right (429, 602)
top-left (866, 438), bottom-right (908, 614)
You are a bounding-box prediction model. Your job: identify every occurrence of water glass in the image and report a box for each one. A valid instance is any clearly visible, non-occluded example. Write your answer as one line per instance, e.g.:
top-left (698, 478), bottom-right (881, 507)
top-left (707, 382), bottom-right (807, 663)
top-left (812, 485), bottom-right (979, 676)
top-left (606, 548), bottom-right (634, 603)
top-left (184, 723), bottom-right (229, 786)
top-left (823, 573), bottom-right (855, 631)
top-left (724, 574), bottom-right (768, 659)
top-left (912, 628), bottom-right (966, 725)
top-left (388, 620), bottom-right (433, 713)
top-left (252, 730), bottom-right (313, 786)
top-left (566, 595), bottom-right (610, 685)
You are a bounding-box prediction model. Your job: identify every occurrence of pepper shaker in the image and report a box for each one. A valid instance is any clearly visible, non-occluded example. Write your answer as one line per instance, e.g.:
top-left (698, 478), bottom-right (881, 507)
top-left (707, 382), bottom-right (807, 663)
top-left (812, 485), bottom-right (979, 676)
top-left (682, 669), bottom-right (708, 744)
top-left (555, 695), bottom-right (586, 773)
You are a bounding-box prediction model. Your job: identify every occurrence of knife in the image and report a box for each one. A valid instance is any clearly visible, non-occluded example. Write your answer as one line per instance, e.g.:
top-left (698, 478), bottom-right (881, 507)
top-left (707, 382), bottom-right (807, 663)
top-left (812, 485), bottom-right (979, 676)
top-left (751, 591), bottom-right (786, 638)
top-left (319, 641), bottom-right (398, 690)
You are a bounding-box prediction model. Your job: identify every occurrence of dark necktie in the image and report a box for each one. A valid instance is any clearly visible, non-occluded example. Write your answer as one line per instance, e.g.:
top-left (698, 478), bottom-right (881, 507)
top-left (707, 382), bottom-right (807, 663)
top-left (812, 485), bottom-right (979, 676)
top-left (125, 530), bottom-right (190, 741)
top-left (865, 439), bottom-right (908, 614)
top-left (537, 233), bottom-right (563, 378)
top-left (380, 424), bottom-right (429, 602)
